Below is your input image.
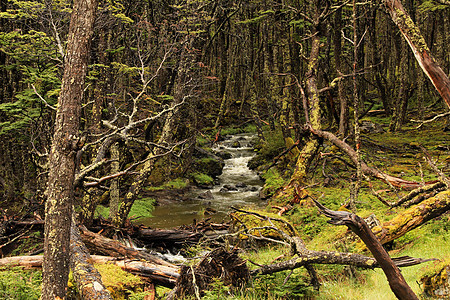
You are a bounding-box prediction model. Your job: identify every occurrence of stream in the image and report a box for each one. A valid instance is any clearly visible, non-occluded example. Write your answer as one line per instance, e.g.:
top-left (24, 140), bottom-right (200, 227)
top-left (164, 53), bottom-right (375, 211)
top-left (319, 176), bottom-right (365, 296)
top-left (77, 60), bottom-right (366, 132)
top-left (143, 133), bottom-right (265, 229)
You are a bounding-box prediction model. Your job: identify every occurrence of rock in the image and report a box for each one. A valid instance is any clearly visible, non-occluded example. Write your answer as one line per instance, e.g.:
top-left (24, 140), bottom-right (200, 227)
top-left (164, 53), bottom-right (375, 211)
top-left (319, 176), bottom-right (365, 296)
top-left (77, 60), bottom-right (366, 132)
top-left (215, 151), bottom-right (232, 160)
top-left (194, 157), bottom-right (224, 178)
top-left (198, 191), bottom-right (214, 200)
top-left (223, 184), bottom-right (238, 191)
top-left (235, 182), bottom-right (247, 188)
top-left (231, 141), bottom-right (241, 148)
top-left (360, 120), bottom-right (385, 134)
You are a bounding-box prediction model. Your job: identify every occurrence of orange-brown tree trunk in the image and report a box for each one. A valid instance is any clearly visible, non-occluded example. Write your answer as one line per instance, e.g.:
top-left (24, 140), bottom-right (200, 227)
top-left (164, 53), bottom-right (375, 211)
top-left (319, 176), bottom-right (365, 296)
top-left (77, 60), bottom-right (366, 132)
top-left (42, 0), bottom-right (98, 298)
top-left (384, 0), bottom-right (450, 108)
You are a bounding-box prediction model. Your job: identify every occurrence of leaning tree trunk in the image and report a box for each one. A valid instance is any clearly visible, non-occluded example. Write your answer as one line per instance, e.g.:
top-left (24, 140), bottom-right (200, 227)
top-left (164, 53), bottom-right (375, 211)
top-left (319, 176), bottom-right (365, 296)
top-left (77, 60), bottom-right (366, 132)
top-left (42, 0), bottom-right (98, 299)
top-left (383, 0), bottom-right (450, 109)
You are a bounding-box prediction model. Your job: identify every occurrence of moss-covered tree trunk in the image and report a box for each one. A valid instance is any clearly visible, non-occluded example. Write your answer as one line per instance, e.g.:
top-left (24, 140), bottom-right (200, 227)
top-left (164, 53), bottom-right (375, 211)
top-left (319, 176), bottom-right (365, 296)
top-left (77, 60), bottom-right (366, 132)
top-left (42, 0), bottom-right (98, 298)
top-left (290, 8), bottom-right (322, 185)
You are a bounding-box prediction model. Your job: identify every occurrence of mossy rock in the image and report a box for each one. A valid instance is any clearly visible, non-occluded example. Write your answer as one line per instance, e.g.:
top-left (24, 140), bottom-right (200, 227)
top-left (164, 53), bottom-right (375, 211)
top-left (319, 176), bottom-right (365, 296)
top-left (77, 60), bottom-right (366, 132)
top-left (191, 172), bottom-right (214, 188)
top-left (248, 154), bottom-right (266, 170)
top-left (230, 209), bottom-right (298, 242)
top-left (420, 260), bottom-right (450, 298)
top-left (193, 157), bottom-right (224, 178)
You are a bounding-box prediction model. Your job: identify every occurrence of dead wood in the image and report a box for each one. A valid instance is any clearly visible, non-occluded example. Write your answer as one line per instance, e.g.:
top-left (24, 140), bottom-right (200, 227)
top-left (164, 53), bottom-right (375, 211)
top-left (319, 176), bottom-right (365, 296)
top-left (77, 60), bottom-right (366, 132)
top-left (390, 181), bottom-right (446, 207)
top-left (78, 225), bottom-right (174, 267)
top-left (308, 126), bottom-right (437, 190)
top-left (313, 199), bottom-right (419, 300)
top-left (0, 255), bottom-right (180, 288)
top-left (70, 220), bottom-right (113, 299)
top-left (371, 190), bottom-right (450, 245)
top-left (167, 247), bottom-right (249, 300)
top-left (136, 228), bottom-right (203, 247)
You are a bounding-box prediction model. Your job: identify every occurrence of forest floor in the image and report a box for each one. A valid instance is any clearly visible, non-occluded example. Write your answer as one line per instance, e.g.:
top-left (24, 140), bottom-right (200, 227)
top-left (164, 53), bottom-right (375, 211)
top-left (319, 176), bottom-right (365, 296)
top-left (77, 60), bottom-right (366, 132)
top-left (1, 116), bottom-right (449, 299)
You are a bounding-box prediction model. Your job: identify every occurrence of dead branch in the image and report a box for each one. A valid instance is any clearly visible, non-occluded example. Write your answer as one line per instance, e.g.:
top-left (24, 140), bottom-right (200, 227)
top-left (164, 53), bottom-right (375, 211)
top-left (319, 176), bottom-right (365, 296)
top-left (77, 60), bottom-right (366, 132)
top-left (307, 126), bottom-right (437, 190)
top-left (411, 111), bottom-right (450, 129)
top-left (313, 199), bottom-right (419, 300)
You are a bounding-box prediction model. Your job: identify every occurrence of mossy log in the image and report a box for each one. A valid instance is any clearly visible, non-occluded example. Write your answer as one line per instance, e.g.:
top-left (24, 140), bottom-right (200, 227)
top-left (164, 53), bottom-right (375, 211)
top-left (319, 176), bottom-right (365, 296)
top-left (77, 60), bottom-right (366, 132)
top-left (371, 190), bottom-right (450, 245)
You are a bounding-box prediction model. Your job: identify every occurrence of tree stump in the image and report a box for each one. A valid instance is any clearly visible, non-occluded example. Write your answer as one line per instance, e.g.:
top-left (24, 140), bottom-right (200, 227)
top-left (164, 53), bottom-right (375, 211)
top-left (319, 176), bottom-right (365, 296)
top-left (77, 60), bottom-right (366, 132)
top-left (168, 247), bottom-right (249, 299)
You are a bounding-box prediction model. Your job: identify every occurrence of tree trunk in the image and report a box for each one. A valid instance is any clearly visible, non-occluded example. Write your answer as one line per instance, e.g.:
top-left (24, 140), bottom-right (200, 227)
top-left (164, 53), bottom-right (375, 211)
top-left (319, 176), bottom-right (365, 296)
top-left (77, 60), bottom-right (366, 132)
top-left (290, 15), bottom-right (321, 185)
top-left (384, 0), bottom-right (450, 109)
top-left (42, 0), bottom-right (98, 298)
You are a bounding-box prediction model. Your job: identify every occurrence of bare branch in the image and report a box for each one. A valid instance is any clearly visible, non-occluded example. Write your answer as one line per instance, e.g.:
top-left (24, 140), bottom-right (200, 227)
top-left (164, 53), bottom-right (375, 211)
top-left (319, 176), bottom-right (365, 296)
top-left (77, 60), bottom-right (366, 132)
top-left (411, 111), bottom-right (450, 129)
top-left (31, 84), bottom-right (57, 111)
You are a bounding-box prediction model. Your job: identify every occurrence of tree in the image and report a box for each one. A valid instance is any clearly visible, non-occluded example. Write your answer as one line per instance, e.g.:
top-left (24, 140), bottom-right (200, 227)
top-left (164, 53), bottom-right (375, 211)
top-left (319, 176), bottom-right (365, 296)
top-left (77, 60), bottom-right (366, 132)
top-left (42, 0), bottom-right (98, 298)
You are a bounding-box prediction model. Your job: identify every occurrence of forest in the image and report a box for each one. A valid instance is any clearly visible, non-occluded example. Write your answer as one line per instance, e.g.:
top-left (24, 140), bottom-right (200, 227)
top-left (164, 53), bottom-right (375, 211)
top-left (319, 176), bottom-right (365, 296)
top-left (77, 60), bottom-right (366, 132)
top-left (0, 0), bottom-right (449, 299)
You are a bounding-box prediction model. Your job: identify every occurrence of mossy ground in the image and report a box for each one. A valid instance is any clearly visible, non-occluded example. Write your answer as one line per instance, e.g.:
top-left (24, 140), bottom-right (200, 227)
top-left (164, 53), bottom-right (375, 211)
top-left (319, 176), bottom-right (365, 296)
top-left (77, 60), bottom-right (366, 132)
top-left (223, 117), bottom-right (450, 299)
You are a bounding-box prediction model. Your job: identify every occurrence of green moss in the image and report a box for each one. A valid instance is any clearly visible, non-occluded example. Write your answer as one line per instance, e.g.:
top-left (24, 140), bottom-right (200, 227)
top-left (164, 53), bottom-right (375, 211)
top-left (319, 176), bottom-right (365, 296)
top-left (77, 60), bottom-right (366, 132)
top-left (0, 267), bottom-right (41, 300)
top-left (261, 168), bottom-right (286, 197)
top-left (190, 172), bottom-right (214, 187)
top-left (95, 263), bottom-right (145, 299)
top-left (96, 197), bottom-right (156, 220)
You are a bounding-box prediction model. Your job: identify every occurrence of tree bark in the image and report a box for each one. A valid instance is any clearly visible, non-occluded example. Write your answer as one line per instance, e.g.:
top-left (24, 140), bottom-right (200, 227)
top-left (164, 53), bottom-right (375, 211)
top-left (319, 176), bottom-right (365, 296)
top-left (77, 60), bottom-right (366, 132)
top-left (383, 0), bottom-right (450, 109)
top-left (42, 0), bottom-right (98, 298)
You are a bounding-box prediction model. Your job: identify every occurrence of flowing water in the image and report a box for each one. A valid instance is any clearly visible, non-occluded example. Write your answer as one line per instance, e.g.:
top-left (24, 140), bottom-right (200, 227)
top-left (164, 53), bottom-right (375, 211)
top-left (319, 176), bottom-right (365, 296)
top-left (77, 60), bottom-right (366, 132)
top-left (143, 133), bottom-right (264, 229)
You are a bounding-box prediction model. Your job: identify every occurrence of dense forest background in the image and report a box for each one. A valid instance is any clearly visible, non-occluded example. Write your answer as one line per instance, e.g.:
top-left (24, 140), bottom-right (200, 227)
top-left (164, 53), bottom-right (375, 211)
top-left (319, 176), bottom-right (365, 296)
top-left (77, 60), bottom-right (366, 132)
top-left (0, 0), bottom-right (449, 299)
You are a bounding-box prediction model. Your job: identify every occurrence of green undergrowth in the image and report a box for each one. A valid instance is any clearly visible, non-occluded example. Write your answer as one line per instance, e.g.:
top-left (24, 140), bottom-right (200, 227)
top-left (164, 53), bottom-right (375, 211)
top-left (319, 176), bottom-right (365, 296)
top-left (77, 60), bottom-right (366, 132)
top-left (146, 178), bottom-right (189, 191)
top-left (96, 196), bottom-right (156, 221)
top-left (0, 267), bottom-right (41, 300)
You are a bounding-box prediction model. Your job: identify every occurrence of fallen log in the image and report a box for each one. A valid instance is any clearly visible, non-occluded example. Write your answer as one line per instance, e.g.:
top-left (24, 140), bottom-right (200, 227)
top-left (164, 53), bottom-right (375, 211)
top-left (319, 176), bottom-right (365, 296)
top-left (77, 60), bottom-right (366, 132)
top-left (313, 199), bottom-right (419, 300)
top-left (0, 255), bottom-right (180, 288)
top-left (70, 221), bottom-right (113, 299)
top-left (371, 190), bottom-right (450, 245)
top-left (136, 228), bottom-right (203, 247)
top-left (78, 225), bottom-right (175, 267)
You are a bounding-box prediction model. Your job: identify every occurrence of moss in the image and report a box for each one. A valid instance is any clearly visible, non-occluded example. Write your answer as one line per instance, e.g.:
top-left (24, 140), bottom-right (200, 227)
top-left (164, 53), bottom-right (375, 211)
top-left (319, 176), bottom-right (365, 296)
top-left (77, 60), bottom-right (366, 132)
top-left (190, 172), bottom-right (214, 187)
top-left (261, 168), bottom-right (286, 198)
top-left (0, 267), bottom-right (41, 300)
top-left (95, 263), bottom-right (145, 300)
